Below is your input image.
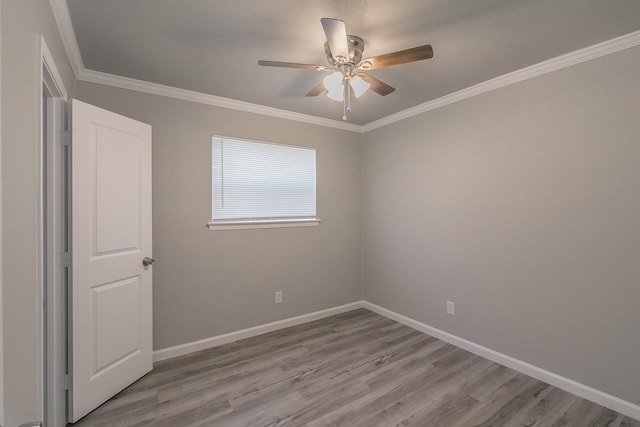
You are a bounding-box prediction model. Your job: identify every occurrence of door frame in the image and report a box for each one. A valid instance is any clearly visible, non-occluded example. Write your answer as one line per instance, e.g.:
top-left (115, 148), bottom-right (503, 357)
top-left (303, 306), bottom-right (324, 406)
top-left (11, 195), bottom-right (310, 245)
top-left (0, 1), bottom-right (4, 423)
top-left (37, 35), bottom-right (68, 427)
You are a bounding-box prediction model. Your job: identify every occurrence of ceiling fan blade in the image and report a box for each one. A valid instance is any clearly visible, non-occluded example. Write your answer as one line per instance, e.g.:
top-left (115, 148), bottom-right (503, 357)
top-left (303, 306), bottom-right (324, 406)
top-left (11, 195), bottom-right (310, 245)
top-left (306, 82), bottom-right (325, 97)
top-left (321, 18), bottom-right (349, 62)
top-left (359, 44), bottom-right (433, 70)
top-left (258, 60), bottom-right (329, 71)
top-left (358, 73), bottom-right (395, 96)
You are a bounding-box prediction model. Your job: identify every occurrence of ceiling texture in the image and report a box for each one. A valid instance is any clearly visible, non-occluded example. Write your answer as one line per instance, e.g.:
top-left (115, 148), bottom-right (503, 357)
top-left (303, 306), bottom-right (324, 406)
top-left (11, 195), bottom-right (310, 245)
top-left (65, 0), bottom-right (640, 126)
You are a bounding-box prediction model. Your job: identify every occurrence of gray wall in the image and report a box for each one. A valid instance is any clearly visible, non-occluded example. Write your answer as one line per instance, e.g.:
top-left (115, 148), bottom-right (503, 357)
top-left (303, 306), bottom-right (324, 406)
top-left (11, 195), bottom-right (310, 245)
top-left (76, 81), bottom-right (363, 350)
top-left (362, 46), bottom-right (640, 405)
top-left (1, 0), bottom-right (76, 424)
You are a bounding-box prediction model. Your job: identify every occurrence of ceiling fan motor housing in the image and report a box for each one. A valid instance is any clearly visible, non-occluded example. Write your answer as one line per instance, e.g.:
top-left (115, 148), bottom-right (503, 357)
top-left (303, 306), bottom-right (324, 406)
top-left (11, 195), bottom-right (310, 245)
top-left (325, 35), bottom-right (365, 74)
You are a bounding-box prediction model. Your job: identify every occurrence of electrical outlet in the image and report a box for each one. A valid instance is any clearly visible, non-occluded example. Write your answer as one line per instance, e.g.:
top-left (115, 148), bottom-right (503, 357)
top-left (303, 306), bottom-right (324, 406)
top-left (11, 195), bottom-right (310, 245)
top-left (275, 291), bottom-right (283, 304)
top-left (446, 301), bottom-right (455, 315)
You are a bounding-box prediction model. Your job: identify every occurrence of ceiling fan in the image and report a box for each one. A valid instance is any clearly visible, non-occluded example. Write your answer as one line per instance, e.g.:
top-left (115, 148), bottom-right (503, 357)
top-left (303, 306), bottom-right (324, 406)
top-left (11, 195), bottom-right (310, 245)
top-left (259, 18), bottom-right (433, 120)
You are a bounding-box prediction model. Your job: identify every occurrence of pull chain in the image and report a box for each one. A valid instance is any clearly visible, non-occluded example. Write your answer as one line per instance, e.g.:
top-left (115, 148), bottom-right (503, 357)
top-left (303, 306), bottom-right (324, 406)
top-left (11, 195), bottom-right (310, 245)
top-left (347, 77), bottom-right (352, 112)
top-left (342, 75), bottom-right (348, 120)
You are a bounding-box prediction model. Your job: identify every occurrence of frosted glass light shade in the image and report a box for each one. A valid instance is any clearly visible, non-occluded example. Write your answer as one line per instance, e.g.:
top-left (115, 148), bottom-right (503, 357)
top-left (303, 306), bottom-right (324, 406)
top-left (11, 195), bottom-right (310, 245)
top-left (350, 75), bottom-right (371, 97)
top-left (323, 72), bottom-right (344, 101)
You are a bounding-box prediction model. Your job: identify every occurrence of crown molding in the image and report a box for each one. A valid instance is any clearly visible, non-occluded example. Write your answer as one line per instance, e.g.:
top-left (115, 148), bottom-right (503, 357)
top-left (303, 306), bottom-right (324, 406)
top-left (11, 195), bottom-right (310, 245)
top-left (49, 0), bottom-right (640, 134)
top-left (77, 69), bottom-right (363, 132)
top-left (48, 0), bottom-right (84, 77)
top-left (362, 30), bottom-right (640, 132)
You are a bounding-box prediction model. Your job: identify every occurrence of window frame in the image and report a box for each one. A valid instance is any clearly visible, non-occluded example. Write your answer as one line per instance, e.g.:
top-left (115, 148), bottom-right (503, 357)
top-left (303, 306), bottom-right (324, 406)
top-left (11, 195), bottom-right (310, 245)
top-left (207, 135), bottom-right (320, 231)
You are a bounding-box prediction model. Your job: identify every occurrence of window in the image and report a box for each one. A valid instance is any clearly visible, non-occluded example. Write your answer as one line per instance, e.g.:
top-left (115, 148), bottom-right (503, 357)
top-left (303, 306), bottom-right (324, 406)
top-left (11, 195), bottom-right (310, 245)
top-left (209, 135), bottom-right (319, 230)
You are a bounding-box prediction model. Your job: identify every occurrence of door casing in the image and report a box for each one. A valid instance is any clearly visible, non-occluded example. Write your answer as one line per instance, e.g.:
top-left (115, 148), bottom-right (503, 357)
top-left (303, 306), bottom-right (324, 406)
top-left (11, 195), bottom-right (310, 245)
top-left (38, 35), bottom-right (68, 427)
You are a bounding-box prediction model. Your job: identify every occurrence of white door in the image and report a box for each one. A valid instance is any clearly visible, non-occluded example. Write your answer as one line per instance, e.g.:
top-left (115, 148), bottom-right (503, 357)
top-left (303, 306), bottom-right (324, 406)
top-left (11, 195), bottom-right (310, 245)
top-left (69, 99), bottom-right (153, 422)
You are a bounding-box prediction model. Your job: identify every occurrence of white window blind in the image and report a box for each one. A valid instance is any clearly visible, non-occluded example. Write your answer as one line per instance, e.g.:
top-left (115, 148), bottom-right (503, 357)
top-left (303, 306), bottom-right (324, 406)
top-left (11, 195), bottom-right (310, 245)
top-left (211, 136), bottom-right (317, 226)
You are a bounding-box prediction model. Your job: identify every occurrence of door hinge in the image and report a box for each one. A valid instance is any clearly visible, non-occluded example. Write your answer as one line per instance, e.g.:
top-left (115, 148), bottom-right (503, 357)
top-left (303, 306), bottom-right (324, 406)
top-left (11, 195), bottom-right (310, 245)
top-left (60, 251), bottom-right (71, 268)
top-left (64, 374), bottom-right (70, 390)
top-left (61, 130), bottom-right (70, 146)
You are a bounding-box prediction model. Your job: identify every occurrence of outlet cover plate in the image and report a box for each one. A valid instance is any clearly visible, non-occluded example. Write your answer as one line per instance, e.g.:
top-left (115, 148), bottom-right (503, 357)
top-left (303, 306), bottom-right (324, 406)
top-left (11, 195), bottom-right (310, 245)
top-left (446, 301), bottom-right (455, 315)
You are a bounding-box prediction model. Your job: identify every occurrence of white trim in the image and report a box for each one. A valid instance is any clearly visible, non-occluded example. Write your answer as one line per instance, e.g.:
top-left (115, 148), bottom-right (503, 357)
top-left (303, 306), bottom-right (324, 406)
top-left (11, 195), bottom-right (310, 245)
top-left (207, 219), bottom-right (320, 231)
top-left (361, 30), bottom-right (640, 132)
top-left (77, 69), bottom-right (362, 132)
top-left (38, 35), bottom-right (69, 427)
top-left (153, 301), bottom-right (364, 361)
top-left (362, 301), bottom-right (640, 421)
top-left (36, 35), bottom-right (47, 426)
top-left (0, 1), bottom-right (4, 422)
top-left (48, 0), bottom-right (84, 77)
top-left (41, 39), bottom-right (68, 100)
top-left (45, 97), bottom-right (68, 427)
top-left (47, 0), bottom-right (640, 133)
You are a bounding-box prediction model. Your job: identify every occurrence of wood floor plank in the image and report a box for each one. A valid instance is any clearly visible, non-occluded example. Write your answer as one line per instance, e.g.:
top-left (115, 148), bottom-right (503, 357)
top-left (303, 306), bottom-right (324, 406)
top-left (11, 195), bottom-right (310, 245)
top-left (401, 393), bottom-right (482, 427)
top-left (621, 417), bottom-right (640, 427)
top-left (508, 386), bottom-right (580, 426)
top-left (475, 379), bottom-right (551, 426)
top-left (348, 352), bottom-right (494, 426)
top-left (69, 308), bottom-right (640, 426)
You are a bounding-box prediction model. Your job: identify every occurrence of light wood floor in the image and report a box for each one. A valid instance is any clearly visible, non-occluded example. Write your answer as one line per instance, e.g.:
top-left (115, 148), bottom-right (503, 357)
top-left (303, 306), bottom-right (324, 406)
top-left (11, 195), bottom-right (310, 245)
top-left (70, 309), bottom-right (640, 426)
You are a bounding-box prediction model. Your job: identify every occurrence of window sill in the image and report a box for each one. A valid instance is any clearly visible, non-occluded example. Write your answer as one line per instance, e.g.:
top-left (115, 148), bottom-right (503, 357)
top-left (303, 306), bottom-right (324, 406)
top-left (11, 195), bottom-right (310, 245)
top-left (207, 218), bottom-right (321, 231)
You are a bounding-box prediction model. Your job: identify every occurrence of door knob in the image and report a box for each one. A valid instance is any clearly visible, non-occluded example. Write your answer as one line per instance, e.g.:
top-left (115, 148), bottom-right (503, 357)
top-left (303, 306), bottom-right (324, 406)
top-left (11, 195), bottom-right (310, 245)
top-left (142, 257), bottom-right (155, 267)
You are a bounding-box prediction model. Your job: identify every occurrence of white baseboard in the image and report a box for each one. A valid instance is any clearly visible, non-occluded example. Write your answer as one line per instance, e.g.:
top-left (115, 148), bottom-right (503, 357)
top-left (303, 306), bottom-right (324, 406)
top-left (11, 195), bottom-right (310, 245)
top-left (362, 301), bottom-right (640, 421)
top-left (153, 301), bottom-right (365, 362)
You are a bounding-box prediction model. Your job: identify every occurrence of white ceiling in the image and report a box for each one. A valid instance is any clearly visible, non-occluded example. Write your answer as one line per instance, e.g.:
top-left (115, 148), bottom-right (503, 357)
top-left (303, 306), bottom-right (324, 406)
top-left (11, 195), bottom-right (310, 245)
top-left (65, 0), bottom-right (640, 126)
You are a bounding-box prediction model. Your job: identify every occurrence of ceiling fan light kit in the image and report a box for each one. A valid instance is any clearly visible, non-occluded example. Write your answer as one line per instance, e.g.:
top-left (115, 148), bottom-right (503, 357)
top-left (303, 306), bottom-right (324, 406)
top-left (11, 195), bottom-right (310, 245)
top-left (323, 69), bottom-right (371, 100)
top-left (259, 18), bottom-right (433, 121)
